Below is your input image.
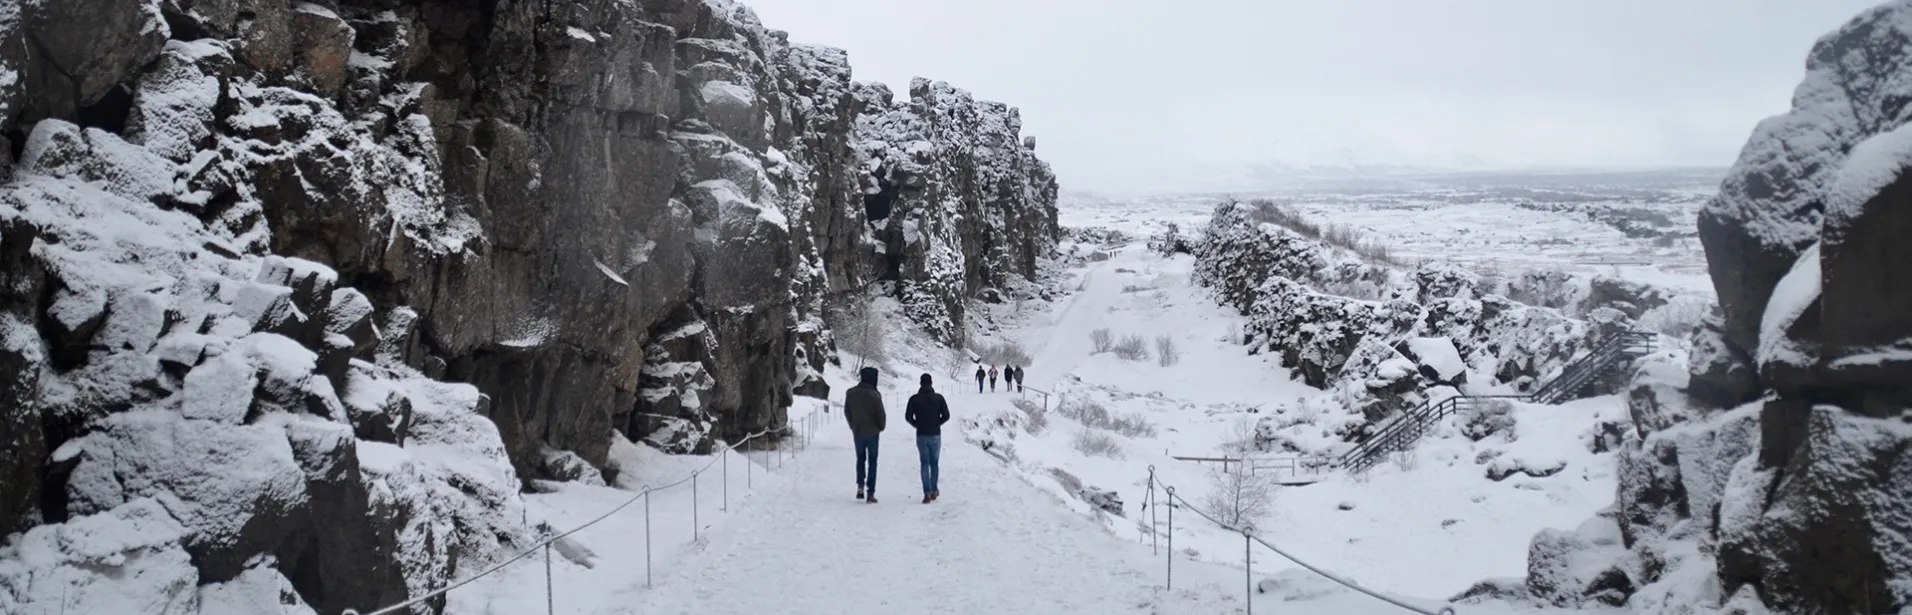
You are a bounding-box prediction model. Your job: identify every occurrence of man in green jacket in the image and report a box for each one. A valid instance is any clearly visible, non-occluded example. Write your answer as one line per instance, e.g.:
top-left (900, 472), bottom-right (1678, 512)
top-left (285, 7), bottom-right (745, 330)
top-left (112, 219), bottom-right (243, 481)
top-left (845, 367), bottom-right (886, 503)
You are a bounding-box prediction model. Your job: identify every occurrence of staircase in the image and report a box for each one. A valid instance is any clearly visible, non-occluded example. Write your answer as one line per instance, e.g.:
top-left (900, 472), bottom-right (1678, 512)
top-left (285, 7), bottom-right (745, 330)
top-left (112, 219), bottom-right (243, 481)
top-left (1337, 330), bottom-right (1657, 474)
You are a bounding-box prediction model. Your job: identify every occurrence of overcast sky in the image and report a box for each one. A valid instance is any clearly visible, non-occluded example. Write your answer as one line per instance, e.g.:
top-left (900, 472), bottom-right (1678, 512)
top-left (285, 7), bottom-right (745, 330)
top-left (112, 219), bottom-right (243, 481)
top-left (746, 0), bottom-right (1884, 194)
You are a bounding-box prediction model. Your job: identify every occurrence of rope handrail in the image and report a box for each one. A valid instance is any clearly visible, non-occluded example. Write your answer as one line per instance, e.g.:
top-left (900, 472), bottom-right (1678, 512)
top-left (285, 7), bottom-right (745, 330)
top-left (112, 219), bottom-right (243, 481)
top-left (344, 408), bottom-right (821, 615)
top-left (1145, 466), bottom-right (1457, 615)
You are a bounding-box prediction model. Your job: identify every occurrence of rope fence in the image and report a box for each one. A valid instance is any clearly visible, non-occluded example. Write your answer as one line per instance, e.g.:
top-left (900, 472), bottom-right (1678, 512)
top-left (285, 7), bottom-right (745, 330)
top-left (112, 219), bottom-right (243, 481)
top-left (344, 406), bottom-right (828, 615)
top-left (1143, 466), bottom-right (1458, 615)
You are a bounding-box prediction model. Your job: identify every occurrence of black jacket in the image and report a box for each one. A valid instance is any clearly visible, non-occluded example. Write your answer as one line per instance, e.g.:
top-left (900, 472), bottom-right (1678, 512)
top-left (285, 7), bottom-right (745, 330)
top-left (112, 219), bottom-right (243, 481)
top-left (845, 369), bottom-right (886, 436)
top-left (904, 387), bottom-right (951, 436)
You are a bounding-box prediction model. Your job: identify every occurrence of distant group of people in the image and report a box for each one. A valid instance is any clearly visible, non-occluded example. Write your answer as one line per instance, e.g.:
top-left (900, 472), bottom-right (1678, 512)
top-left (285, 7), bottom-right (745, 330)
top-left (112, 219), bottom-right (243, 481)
top-left (843, 367), bottom-right (950, 504)
top-left (976, 363), bottom-right (1025, 393)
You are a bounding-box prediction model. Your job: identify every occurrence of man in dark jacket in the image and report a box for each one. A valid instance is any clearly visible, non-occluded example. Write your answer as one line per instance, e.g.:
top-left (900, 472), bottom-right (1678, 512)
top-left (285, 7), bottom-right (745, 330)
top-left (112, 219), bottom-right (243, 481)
top-left (844, 367), bottom-right (886, 503)
top-left (904, 373), bottom-right (951, 503)
top-left (974, 364), bottom-right (986, 394)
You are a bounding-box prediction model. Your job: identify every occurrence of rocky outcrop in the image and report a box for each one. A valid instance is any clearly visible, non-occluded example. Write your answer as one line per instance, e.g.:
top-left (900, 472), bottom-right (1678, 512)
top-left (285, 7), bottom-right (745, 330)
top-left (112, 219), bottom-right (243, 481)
top-left (1503, 4), bottom-right (1912, 613)
top-left (857, 80), bottom-right (1059, 341)
top-left (1191, 200), bottom-right (1642, 422)
top-left (0, 0), bottom-right (1055, 612)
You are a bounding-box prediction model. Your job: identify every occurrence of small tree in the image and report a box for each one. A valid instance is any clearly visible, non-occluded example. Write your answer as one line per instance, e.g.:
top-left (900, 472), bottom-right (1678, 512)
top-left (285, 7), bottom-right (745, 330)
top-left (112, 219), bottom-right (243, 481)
top-left (829, 298), bottom-right (887, 370)
top-left (1200, 464), bottom-right (1278, 532)
top-left (1218, 416), bottom-right (1261, 456)
top-left (1090, 328), bottom-right (1114, 353)
top-left (1112, 334), bottom-right (1149, 361)
top-left (1154, 335), bottom-right (1180, 366)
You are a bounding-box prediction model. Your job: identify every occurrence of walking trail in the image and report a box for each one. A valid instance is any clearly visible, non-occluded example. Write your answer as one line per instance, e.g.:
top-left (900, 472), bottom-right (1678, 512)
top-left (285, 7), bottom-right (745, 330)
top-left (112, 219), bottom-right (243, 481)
top-left (619, 408), bottom-right (1180, 614)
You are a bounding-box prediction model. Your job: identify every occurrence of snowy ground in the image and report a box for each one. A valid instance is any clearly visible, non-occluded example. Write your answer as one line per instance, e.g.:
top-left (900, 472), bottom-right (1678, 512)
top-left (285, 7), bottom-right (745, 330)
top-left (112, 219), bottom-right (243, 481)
top-left (958, 242), bottom-right (1629, 606)
top-left (1060, 177), bottom-right (1715, 296)
top-left (440, 190), bottom-right (1653, 613)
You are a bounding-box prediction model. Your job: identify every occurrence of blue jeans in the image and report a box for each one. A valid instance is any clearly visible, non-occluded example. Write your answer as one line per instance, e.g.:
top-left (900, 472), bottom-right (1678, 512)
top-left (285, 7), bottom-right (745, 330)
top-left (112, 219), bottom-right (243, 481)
top-left (854, 436), bottom-right (880, 491)
top-left (917, 435), bottom-right (941, 493)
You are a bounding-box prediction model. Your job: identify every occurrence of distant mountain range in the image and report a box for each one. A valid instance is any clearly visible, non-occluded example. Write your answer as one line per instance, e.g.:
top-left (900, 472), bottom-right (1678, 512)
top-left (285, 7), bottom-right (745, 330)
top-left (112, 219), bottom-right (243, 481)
top-left (1071, 165), bottom-right (1728, 198)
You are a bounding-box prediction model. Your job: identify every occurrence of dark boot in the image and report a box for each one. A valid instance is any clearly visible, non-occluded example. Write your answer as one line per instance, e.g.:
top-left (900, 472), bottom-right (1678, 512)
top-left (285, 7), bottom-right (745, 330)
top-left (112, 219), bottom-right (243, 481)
top-left (856, 487), bottom-right (865, 500)
top-left (866, 495), bottom-right (878, 504)
top-left (922, 493), bottom-right (932, 504)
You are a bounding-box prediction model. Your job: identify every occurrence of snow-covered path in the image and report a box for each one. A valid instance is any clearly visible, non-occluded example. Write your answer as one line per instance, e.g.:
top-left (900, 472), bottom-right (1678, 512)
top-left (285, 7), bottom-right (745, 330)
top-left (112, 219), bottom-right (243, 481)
top-left (620, 412), bottom-right (1176, 614)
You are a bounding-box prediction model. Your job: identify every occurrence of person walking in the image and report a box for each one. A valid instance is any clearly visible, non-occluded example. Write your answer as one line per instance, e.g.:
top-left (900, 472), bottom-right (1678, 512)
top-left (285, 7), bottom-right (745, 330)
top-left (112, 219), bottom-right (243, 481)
top-left (988, 365), bottom-right (999, 392)
top-left (904, 373), bottom-right (951, 503)
top-left (844, 366), bottom-right (886, 503)
top-left (1014, 365), bottom-right (1026, 392)
top-left (974, 364), bottom-right (986, 394)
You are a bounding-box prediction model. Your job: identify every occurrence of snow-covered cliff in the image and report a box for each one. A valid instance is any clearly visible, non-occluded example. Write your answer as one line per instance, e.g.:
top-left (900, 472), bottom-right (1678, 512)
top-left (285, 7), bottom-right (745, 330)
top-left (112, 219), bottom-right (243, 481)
top-left (0, 0), bottom-right (1056, 612)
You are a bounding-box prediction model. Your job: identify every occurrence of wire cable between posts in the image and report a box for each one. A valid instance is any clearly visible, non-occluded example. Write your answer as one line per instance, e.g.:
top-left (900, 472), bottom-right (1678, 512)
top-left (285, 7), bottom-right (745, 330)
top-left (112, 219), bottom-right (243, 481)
top-left (342, 408), bottom-right (820, 615)
top-left (1146, 467), bottom-right (1457, 615)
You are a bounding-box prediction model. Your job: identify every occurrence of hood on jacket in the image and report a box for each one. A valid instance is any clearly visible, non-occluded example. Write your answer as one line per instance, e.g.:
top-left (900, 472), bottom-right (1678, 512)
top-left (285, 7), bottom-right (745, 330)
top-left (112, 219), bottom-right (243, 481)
top-left (859, 366), bottom-right (879, 386)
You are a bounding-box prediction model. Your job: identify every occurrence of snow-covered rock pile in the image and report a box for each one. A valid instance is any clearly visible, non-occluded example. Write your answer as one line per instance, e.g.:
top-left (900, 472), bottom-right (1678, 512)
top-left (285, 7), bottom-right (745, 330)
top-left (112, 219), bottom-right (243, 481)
top-left (0, 0), bottom-right (1055, 611)
top-left (855, 79), bottom-right (1060, 342)
top-left (1502, 3), bottom-right (1912, 612)
top-left (1190, 200), bottom-right (1639, 421)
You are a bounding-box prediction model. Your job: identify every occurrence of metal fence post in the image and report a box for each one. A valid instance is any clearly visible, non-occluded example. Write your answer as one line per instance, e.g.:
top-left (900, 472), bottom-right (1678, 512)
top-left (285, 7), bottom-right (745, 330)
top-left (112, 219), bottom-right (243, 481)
top-left (544, 543), bottom-right (554, 615)
top-left (748, 447), bottom-right (754, 488)
top-left (722, 449), bottom-right (730, 511)
top-left (693, 472), bottom-right (700, 541)
top-left (1165, 486), bottom-right (1176, 590)
top-left (1147, 467), bottom-right (1158, 556)
top-left (1245, 531), bottom-right (1253, 612)
top-left (644, 489), bottom-right (654, 587)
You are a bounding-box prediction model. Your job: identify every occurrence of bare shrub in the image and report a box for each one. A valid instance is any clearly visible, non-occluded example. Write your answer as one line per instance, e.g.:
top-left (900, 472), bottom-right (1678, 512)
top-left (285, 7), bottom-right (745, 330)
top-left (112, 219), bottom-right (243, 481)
top-left (1246, 199), bottom-right (1321, 238)
top-left (1012, 397), bottom-right (1048, 434)
top-left (1219, 416), bottom-right (1261, 456)
top-left (826, 297), bottom-right (887, 370)
top-left (1072, 428), bottom-right (1124, 458)
top-left (1112, 334), bottom-right (1150, 361)
top-left (1639, 296), bottom-right (1711, 339)
top-left (1090, 328), bottom-right (1114, 353)
top-left (1058, 397), bottom-right (1112, 426)
top-left (975, 341), bottom-right (1033, 368)
top-left (1199, 465), bottom-right (1278, 532)
top-left (1224, 323), bottom-right (1242, 345)
top-left (1389, 448), bottom-right (1419, 471)
top-left (1459, 399), bottom-right (1518, 442)
top-left (1107, 413), bottom-right (1158, 438)
top-left (1154, 335), bottom-right (1180, 367)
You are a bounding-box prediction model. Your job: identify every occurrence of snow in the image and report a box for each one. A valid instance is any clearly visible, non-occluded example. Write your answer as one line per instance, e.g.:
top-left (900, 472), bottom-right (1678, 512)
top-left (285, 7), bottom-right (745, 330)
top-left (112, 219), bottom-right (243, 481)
top-left (566, 26), bottom-right (598, 43)
top-left (1826, 121), bottom-right (1912, 222)
top-left (699, 80), bottom-right (756, 107)
top-left (1407, 337), bottom-right (1466, 381)
top-left (593, 257), bottom-right (630, 286)
top-left (1756, 241), bottom-right (1821, 365)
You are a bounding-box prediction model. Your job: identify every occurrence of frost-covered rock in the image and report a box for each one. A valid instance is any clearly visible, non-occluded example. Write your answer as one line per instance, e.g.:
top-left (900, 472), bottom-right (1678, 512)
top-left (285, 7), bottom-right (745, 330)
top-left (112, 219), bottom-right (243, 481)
top-left (1526, 516), bottom-right (1635, 607)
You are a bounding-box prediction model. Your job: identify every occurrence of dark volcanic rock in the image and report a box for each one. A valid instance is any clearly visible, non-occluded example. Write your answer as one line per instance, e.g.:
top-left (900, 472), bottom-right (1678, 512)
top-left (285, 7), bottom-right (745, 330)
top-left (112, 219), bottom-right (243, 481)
top-left (0, 0), bottom-right (1056, 610)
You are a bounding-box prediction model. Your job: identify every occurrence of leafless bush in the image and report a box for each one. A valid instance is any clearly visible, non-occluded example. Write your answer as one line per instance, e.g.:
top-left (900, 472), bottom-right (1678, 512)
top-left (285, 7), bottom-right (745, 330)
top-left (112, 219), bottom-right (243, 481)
top-left (1012, 398), bottom-right (1048, 434)
top-left (1107, 413), bottom-right (1158, 438)
top-left (975, 341), bottom-right (1033, 368)
top-left (1219, 416), bottom-right (1261, 456)
top-left (1224, 323), bottom-right (1242, 345)
top-left (1154, 335), bottom-right (1180, 366)
top-left (826, 297), bottom-right (887, 370)
top-left (1200, 465), bottom-right (1278, 532)
top-left (1459, 399), bottom-right (1518, 441)
top-left (1390, 448), bottom-right (1419, 471)
top-left (1058, 397), bottom-right (1111, 426)
top-left (1112, 334), bottom-right (1150, 361)
top-left (1072, 428), bottom-right (1124, 458)
top-left (1639, 297), bottom-right (1711, 339)
top-left (1090, 328), bottom-right (1114, 353)
top-left (1247, 199), bottom-right (1321, 238)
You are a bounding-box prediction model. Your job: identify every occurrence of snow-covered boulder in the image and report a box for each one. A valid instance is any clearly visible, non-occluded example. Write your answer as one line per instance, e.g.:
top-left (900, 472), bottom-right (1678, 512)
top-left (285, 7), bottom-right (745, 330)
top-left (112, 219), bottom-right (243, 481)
top-left (1526, 516), bottom-right (1635, 607)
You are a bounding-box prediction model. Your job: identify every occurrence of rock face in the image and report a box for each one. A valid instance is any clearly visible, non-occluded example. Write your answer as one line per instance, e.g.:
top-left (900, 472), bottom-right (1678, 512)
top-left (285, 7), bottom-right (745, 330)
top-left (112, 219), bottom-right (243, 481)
top-left (1504, 4), bottom-right (1912, 613)
top-left (0, 0), bottom-right (1055, 612)
top-left (1190, 200), bottom-right (1640, 424)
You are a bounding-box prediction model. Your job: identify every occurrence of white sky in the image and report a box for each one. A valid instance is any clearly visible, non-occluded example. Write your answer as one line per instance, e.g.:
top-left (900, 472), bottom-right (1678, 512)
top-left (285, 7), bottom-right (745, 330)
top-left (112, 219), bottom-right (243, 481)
top-left (744, 0), bottom-right (1885, 194)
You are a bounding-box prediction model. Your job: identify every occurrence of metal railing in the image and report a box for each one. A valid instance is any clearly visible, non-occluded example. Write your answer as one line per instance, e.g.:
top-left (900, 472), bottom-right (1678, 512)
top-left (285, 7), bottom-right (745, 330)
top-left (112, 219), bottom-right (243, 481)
top-left (1142, 466), bottom-right (1457, 615)
top-left (343, 407), bottom-right (827, 615)
top-left (1338, 329), bottom-right (1656, 473)
top-left (1169, 454), bottom-right (1337, 482)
